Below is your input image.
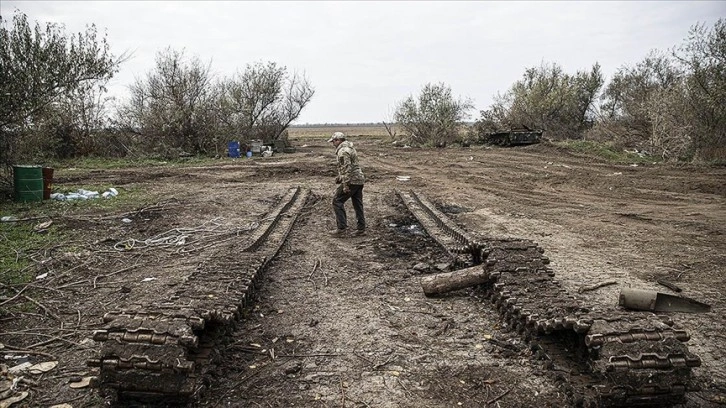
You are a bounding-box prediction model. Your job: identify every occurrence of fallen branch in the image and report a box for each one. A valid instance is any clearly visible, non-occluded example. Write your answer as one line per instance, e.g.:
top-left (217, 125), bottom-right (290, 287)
top-left (93, 263), bottom-right (142, 289)
top-left (373, 354), bottom-right (396, 370)
top-left (1, 347), bottom-right (56, 358)
top-left (420, 265), bottom-right (492, 296)
top-left (657, 279), bottom-right (682, 293)
top-left (0, 284), bottom-right (29, 307)
top-left (24, 332), bottom-right (83, 349)
top-left (486, 387), bottom-right (511, 405)
top-left (43, 260), bottom-right (93, 287)
top-left (93, 279), bottom-right (137, 287)
top-left (578, 280), bottom-right (617, 293)
top-left (179, 235), bottom-right (236, 254)
top-left (212, 372), bottom-right (258, 407)
top-left (308, 259), bottom-right (320, 280)
top-left (277, 353), bottom-right (340, 358)
top-left (353, 352), bottom-right (374, 365)
top-left (22, 294), bottom-right (59, 320)
top-left (0, 286), bottom-right (59, 320)
top-left (3, 282), bottom-right (64, 294)
top-left (319, 259), bottom-right (328, 286)
top-left (307, 259), bottom-right (321, 290)
top-left (62, 201), bottom-right (179, 222)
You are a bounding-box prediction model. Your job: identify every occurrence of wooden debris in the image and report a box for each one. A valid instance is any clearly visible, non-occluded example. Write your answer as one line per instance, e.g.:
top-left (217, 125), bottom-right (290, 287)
top-left (657, 279), bottom-right (682, 293)
top-left (420, 265), bottom-right (491, 296)
top-left (578, 280), bottom-right (617, 293)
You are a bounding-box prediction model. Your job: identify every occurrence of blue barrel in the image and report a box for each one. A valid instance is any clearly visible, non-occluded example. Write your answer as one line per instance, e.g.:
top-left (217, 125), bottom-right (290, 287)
top-left (228, 141), bottom-right (241, 158)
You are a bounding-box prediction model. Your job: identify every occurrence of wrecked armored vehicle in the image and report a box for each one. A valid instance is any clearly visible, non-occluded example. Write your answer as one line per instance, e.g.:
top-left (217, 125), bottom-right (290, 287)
top-left (486, 128), bottom-right (543, 146)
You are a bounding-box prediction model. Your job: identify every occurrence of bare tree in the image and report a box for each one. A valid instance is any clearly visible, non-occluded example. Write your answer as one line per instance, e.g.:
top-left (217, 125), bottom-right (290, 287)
top-left (477, 62), bottom-right (603, 140)
top-left (33, 79), bottom-right (116, 158)
top-left (119, 48), bottom-right (219, 156)
top-left (382, 121), bottom-right (397, 141)
top-left (394, 83), bottom-right (473, 147)
top-left (600, 51), bottom-right (681, 142)
top-left (675, 18), bottom-right (726, 160)
top-left (219, 62), bottom-right (314, 145)
top-left (0, 11), bottom-right (122, 167)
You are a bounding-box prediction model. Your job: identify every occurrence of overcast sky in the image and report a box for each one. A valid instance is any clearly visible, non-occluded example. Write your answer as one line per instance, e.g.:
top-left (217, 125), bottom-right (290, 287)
top-left (2, 1), bottom-right (724, 124)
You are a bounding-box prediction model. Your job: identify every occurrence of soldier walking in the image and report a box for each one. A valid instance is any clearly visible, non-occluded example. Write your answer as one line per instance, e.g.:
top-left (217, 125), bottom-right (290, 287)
top-left (329, 132), bottom-right (366, 236)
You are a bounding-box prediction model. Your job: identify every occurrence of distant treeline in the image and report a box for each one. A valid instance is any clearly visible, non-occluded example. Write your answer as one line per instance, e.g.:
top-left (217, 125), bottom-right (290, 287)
top-left (290, 122), bottom-right (476, 128)
top-left (290, 123), bottom-right (384, 128)
top-left (1, 10), bottom-right (724, 180)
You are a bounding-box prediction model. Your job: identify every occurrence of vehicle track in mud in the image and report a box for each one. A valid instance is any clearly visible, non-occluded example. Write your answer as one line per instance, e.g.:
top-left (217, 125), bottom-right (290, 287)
top-left (89, 187), bottom-right (310, 402)
top-left (2, 137), bottom-right (724, 407)
top-left (398, 190), bottom-right (700, 407)
top-left (197, 187), bottom-right (565, 408)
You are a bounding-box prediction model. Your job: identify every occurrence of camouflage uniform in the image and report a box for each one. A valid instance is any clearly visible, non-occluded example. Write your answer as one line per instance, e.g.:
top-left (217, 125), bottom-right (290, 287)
top-left (333, 140), bottom-right (366, 232)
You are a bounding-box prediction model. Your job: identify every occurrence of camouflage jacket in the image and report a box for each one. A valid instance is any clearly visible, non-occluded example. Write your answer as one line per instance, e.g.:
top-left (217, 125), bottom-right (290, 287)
top-left (336, 141), bottom-right (365, 185)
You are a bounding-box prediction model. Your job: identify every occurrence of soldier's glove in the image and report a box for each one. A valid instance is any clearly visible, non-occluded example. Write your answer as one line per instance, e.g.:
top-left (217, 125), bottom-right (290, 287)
top-left (343, 184), bottom-right (350, 194)
top-left (335, 176), bottom-right (342, 184)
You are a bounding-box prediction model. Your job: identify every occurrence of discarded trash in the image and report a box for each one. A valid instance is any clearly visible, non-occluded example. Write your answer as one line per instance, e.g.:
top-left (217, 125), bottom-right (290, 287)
top-left (0, 391), bottom-right (28, 406)
top-left (51, 187), bottom-right (119, 201)
top-left (28, 361), bottom-right (57, 374)
top-left (69, 376), bottom-right (93, 389)
top-left (412, 262), bottom-right (429, 272)
top-left (102, 188), bottom-right (118, 198)
top-left (35, 273), bottom-right (48, 280)
top-left (141, 277), bottom-right (157, 282)
top-left (121, 218), bottom-right (132, 224)
top-left (396, 176), bottom-right (411, 181)
top-left (33, 220), bottom-right (53, 233)
top-left (619, 288), bottom-right (711, 313)
top-left (7, 360), bottom-right (57, 376)
top-left (8, 362), bottom-right (32, 374)
top-left (0, 216), bottom-right (18, 223)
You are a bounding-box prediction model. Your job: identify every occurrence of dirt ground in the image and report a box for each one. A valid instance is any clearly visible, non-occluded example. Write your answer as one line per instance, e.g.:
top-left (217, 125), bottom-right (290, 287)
top-left (1, 135), bottom-right (725, 408)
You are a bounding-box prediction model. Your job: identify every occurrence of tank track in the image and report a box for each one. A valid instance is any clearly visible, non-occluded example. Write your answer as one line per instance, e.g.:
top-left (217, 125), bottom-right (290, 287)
top-left (397, 190), bottom-right (700, 407)
top-left (88, 186), bottom-right (309, 403)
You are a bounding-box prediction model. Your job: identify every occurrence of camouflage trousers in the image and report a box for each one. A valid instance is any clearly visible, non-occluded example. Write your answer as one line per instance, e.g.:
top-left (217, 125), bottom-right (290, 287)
top-left (332, 184), bottom-right (365, 231)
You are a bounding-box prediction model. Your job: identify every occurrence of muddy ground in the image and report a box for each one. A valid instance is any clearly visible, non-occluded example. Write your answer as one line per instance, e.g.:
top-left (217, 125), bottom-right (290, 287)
top-left (1, 136), bottom-right (725, 407)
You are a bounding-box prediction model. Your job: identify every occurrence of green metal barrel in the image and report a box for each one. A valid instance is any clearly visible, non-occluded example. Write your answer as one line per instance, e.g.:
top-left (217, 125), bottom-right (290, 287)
top-left (13, 165), bottom-right (43, 202)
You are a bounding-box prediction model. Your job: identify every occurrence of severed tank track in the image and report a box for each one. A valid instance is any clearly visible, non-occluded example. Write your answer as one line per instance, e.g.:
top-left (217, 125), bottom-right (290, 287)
top-left (87, 186), bottom-right (309, 403)
top-left (398, 190), bottom-right (701, 407)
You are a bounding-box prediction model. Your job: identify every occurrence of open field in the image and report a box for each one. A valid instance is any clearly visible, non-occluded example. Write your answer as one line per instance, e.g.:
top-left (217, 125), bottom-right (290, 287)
top-left (1, 136), bottom-right (724, 407)
top-left (289, 124), bottom-right (393, 139)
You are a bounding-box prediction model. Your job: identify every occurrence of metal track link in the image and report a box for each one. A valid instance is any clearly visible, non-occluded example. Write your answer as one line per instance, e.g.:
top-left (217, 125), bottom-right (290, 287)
top-left (399, 190), bottom-right (700, 407)
top-left (89, 187), bottom-right (309, 402)
top-left (398, 190), bottom-right (484, 263)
